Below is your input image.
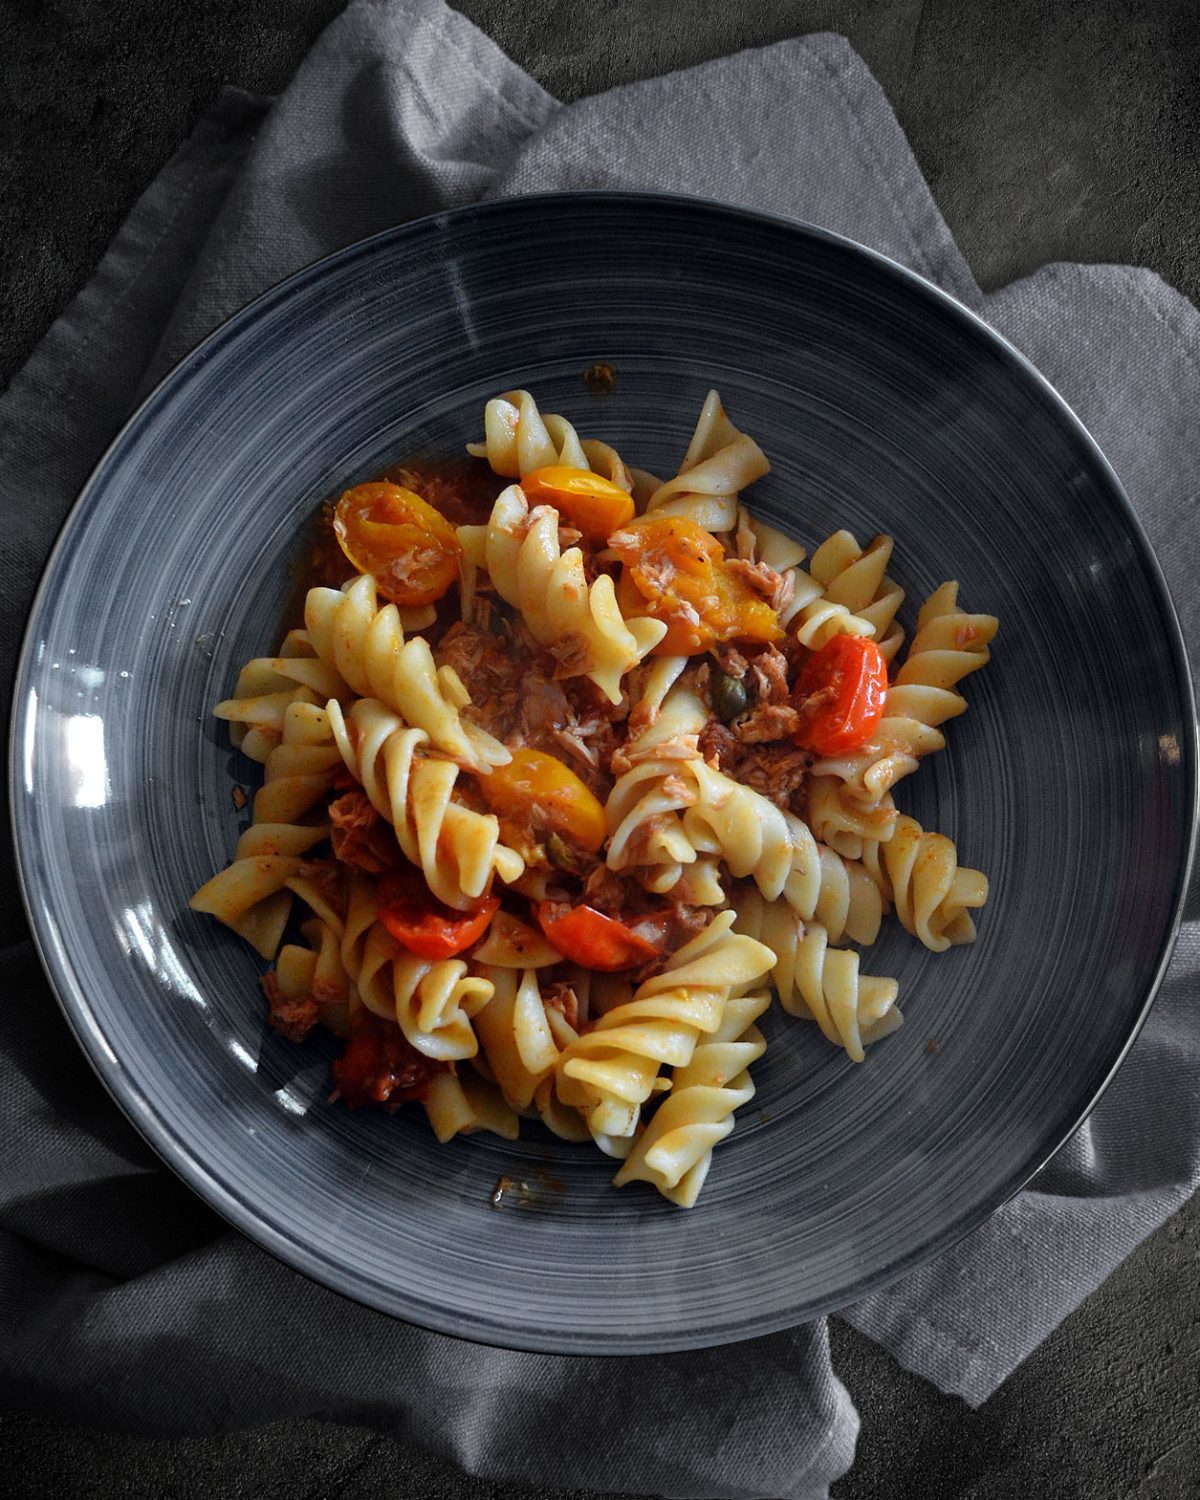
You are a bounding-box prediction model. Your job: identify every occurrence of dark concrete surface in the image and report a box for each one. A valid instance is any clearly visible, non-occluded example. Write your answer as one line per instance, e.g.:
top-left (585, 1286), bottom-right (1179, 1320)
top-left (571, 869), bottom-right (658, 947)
top-left (2, 2), bottom-right (1198, 1496)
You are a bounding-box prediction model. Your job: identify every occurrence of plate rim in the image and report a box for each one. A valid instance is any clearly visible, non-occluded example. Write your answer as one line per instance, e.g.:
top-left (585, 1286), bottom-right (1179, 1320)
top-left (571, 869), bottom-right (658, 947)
top-left (9, 188), bottom-right (1198, 1354)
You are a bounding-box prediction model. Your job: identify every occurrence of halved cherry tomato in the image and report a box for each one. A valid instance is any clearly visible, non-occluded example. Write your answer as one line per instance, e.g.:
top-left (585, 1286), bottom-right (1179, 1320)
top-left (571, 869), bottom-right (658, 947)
top-left (520, 466), bottom-right (635, 543)
top-left (536, 901), bottom-right (661, 971)
top-left (792, 634), bottom-right (888, 756)
top-left (332, 1012), bottom-right (441, 1107)
top-left (334, 481), bottom-right (461, 607)
top-left (377, 866), bottom-right (499, 959)
top-left (611, 514), bottom-right (782, 656)
top-left (480, 748), bottom-right (607, 854)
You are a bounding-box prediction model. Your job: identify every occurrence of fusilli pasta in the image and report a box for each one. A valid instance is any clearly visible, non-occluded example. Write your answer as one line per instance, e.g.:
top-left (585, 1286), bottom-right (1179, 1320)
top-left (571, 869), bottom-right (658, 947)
top-left (555, 912), bottom-right (775, 1150)
top-left (326, 696), bottom-right (523, 908)
top-left (193, 384), bottom-right (997, 1207)
top-left (480, 484), bottom-right (666, 703)
top-left (613, 990), bottom-right (770, 1206)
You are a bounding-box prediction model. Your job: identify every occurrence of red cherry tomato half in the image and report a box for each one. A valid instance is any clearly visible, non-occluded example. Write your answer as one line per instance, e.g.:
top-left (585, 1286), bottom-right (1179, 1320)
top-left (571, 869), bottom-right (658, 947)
top-left (332, 1013), bottom-right (441, 1108)
top-left (377, 867), bottom-right (499, 960)
top-left (792, 634), bottom-right (888, 757)
top-left (536, 901), bottom-right (661, 971)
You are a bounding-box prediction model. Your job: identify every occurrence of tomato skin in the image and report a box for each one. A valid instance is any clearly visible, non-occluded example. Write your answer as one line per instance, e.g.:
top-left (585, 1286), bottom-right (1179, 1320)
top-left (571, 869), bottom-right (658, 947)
top-left (611, 515), bottom-right (781, 656)
top-left (377, 867), bottom-right (498, 959)
top-left (536, 902), bottom-right (661, 971)
top-left (481, 748), bottom-right (607, 854)
top-left (333, 481), bottom-right (461, 607)
top-left (792, 634), bottom-right (888, 756)
top-left (520, 466), bottom-right (635, 543)
top-left (332, 1012), bottom-right (441, 1107)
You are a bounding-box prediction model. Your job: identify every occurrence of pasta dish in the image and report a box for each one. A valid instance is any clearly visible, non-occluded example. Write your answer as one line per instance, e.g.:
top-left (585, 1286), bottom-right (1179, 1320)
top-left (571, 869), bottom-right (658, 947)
top-left (191, 388), bottom-right (997, 1206)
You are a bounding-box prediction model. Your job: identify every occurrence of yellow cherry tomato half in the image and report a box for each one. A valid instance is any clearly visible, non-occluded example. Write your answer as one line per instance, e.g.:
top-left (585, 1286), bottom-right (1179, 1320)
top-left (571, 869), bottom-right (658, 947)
top-left (481, 748), bottom-right (607, 854)
top-left (611, 514), bottom-right (782, 656)
top-left (333, 481), bottom-right (461, 608)
top-left (520, 466), bottom-right (635, 543)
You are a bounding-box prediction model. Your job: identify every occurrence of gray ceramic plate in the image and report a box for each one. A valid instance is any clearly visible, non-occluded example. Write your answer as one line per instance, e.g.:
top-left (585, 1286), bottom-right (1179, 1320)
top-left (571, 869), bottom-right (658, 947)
top-left (11, 194), bottom-right (1196, 1354)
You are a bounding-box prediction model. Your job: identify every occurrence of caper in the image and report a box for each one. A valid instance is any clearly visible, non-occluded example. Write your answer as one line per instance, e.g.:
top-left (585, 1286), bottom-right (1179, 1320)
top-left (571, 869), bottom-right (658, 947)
top-left (711, 670), bottom-right (749, 722)
top-left (546, 831), bottom-right (580, 873)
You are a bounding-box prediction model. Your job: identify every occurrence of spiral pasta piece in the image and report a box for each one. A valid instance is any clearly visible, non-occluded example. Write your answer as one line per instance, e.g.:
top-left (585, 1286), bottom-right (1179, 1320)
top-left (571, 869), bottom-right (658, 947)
top-left (356, 925), bottom-right (492, 1062)
top-left (732, 890), bottom-right (901, 1062)
top-left (423, 1070), bottom-right (521, 1144)
top-left (645, 389), bottom-right (770, 533)
top-left (603, 659), bottom-right (712, 892)
top-left (302, 575), bottom-right (508, 772)
top-left (190, 850), bottom-right (307, 960)
top-left (804, 773), bottom-right (898, 860)
top-left (474, 967), bottom-right (564, 1109)
top-left (555, 912), bottom-right (775, 1149)
top-left (681, 760), bottom-right (883, 945)
top-left (213, 628), bottom-right (347, 763)
top-left (482, 483), bottom-right (666, 703)
top-left (467, 975), bottom-right (593, 1142)
top-left (252, 700), bottom-right (344, 826)
top-left (889, 580), bottom-right (997, 721)
top-left (326, 696), bottom-right (524, 909)
top-left (613, 990), bottom-right (770, 1206)
top-left (862, 813), bottom-right (989, 952)
top-left (191, 701), bottom-right (339, 957)
top-left (808, 530), bottom-right (905, 661)
top-left (466, 388), bottom-right (592, 478)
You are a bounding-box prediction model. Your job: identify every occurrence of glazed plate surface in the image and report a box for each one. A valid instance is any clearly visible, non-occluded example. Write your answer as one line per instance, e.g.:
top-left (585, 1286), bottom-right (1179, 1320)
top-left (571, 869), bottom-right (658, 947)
top-left (11, 194), bottom-right (1195, 1353)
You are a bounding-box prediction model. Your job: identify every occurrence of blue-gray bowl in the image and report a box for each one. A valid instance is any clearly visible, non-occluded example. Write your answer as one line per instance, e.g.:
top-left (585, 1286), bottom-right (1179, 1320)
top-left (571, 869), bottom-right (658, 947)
top-left (11, 193), bottom-right (1196, 1354)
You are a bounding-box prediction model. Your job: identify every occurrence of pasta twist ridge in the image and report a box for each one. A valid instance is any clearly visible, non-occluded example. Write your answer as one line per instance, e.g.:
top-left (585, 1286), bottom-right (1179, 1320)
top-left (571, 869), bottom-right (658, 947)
top-left (556, 912), bottom-right (775, 1148)
top-left (732, 889), bottom-right (901, 1062)
top-left (862, 813), bottom-right (989, 952)
top-left (613, 990), bottom-right (770, 1206)
top-left (681, 760), bottom-right (883, 945)
top-left (190, 701), bottom-right (338, 957)
top-left (471, 969), bottom-right (592, 1142)
top-left (645, 389), bottom-right (770, 533)
top-left (483, 483), bottom-right (666, 703)
top-left (303, 574), bottom-right (509, 772)
top-left (213, 628), bottom-right (346, 763)
top-left (327, 696), bottom-right (524, 909)
top-left (810, 580), bottom-right (998, 814)
top-left (467, 388), bottom-right (589, 477)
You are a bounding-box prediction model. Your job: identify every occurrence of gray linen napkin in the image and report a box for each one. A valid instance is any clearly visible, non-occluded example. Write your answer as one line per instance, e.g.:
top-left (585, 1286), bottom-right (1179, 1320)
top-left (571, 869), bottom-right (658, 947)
top-left (2, 1), bottom-right (1197, 1494)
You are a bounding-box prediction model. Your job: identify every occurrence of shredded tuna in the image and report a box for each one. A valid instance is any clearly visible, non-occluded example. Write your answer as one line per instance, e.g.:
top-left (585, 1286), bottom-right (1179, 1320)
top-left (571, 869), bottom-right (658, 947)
top-left (438, 620), bottom-right (527, 740)
top-left (698, 720), bottom-right (740, 771)
top-left (698, 720), bottom-right (808, 807)
top-left (581, 865), bottom-right (714, 966)
top-left (549, 631), bottom-right (594, 677)
top-left (735, 702), bottom-right (803, 744)
top-left (734, 742), bottom-right (810, 808)
top-left (582, 864), bottom-right (629, 909)
top-left (291, 859), bottom-right (346, 910)
top-left (331, 1014), bottom-right (443, 1109)
top-left (726, 556), bottom-right (786, 602)
top-left (262, 971), bottom-right (320, 1043)
top-left (714, 643), bottom-right (750, 679)
top-left (748, 643), bottom-right (792, 705)
top-left (624, 810), bottom-right (686, 865)
top-left (330, 790), bottom-right (399, 874)
top-left (541, 981), bottom-right (580, 1031)
top-left (659, 773), bottom-right (697, 804)
top-left (613, 733), bottom-right (703, 774)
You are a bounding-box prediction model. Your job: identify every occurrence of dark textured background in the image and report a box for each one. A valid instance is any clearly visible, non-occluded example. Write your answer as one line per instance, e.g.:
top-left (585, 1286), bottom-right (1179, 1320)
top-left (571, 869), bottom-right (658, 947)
top-left (2, 1), bottom-right (1198, 1496)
